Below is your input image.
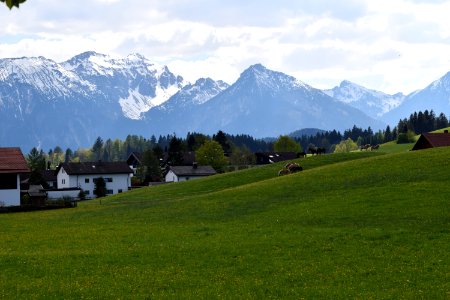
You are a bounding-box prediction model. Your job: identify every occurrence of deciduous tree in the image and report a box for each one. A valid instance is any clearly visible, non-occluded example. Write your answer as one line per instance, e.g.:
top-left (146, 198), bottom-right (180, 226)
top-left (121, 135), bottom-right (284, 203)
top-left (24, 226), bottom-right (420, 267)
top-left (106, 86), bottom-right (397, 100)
top-left (273, 135), bottom-right (302, 152)
top-left (1, 0), bottom-right (26, 9)
top-left (196, 140), bottom-right (228, 173)
top-left (334, 138), bottom-right (358, 153)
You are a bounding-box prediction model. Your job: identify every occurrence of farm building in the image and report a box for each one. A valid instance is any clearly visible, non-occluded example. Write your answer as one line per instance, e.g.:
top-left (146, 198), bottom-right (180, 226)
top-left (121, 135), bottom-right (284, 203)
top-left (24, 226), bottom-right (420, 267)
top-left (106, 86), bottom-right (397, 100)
top-left (0, 148), bottom-right (30, 207)
top-left (55, 161), bottom-right (133, 198)
top-left (165, 163), bottom-right (216, 182)
top-left (412, 130), bottom-right (450, 151)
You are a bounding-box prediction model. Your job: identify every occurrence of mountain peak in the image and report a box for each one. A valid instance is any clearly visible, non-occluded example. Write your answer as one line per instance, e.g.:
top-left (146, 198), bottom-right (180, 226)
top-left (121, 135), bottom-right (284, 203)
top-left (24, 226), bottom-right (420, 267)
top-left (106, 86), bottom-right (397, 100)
top-left (237, 63), bottom-right (308, 92)
top-left (325, 80), bottom-right (405, 119)
top-left (69, 51), bottom-right (104, 61)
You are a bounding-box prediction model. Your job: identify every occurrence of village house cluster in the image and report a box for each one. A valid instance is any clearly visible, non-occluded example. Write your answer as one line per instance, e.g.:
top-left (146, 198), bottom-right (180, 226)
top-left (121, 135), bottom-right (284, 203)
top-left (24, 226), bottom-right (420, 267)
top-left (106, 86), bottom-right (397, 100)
top-left (2, 130), bottom-right (449, 208)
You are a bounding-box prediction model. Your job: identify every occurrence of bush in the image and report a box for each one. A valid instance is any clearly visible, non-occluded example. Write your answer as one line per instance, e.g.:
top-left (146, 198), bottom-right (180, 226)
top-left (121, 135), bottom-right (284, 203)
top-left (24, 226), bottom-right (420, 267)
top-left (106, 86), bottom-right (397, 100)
top-left (397, 130), bottom-right (416, 144)
top-left (78, 190), bottom-right (86, 201)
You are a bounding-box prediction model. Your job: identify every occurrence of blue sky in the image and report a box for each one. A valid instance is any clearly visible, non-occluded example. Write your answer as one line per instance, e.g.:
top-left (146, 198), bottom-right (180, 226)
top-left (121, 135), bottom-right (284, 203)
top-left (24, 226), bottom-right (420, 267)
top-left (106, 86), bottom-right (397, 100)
top-left (2, 0), bottom-right (450, 94)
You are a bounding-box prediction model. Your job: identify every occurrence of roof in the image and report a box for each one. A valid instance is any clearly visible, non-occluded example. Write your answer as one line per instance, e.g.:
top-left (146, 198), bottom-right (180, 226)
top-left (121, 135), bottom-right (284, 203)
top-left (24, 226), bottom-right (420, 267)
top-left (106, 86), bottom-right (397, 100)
top-left (412, 132), bottom-right (450, 150)
top-left (0, 147), bottom-right (30, 174)
top-left (126, 152), bottom-right (143, 165)
top-left (168, 165), bottom-right (217, 177)
top-left (41, 169), bottom-right (57, 181)
top-left (56, 161), bottom-right (133, 175)
top-left (27, 185), bottom-right (46, 197)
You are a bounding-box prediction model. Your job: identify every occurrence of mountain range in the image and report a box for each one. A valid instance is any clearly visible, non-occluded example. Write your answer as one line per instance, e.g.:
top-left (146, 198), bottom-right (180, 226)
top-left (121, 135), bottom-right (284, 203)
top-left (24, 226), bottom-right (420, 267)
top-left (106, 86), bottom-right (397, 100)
top-left (1, 51), bottom-right (449, 150)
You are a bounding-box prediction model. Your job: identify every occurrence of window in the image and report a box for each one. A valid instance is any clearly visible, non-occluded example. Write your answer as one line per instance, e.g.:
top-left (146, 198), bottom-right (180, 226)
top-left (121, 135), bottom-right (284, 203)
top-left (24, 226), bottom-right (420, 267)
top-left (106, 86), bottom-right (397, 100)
top-left (85, 178), bottom-right (89, 183)
top-left (84, 190), bottom-right (90, 195)
top-left (118, 189), bottom-right (123, 193)
top-left (0, 174), bottom-right (17, 190)
top-left (105, 178), bottom-right (113, 183)
top-left (62, 179), bottom-right (66, 184)
top-left (106, 189), bottom-right (113, 195)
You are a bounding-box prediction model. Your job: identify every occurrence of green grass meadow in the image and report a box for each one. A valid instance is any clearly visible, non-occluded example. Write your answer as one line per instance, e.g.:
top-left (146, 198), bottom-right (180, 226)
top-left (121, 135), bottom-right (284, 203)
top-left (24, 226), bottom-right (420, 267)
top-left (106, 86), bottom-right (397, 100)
top-left (0, 150), bottom-right (449, 299)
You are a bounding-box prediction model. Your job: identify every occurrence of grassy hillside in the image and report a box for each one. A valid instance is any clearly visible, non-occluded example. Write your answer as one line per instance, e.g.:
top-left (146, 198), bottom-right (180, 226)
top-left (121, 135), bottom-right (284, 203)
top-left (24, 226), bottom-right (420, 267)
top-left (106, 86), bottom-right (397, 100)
top-left (379, 140), bottom-right (414, 153)
top-left (432, 126), bottom-right (450, 133)
top-left (379, 127), bottom-right (450, 154)
top-left (0, 150), bottom-right (448, 299)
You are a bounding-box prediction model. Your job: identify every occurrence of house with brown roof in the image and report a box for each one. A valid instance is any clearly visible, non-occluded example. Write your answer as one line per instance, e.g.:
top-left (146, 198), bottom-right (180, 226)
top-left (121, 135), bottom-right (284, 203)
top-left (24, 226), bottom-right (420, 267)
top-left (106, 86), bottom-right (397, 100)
top-left (0, 148), bottom-right (30, 207)
top-left (165, 163), bottom-right (216, 182)
top-left (55, 161), bottom-right (133, 198)
top-left (412, 130), bottom-right (450, 151)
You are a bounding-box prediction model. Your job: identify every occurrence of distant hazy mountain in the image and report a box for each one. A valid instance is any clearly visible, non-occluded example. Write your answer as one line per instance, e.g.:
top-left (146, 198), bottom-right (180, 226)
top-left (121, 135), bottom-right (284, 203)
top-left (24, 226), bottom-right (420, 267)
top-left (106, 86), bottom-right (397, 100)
top-left (324, 80), bottom-right (404, 119)
top-left (289, 128), bottom-right (327, 138)
top-left (382, 72), bottom-right (450, 125)
top-left (143, 64), bottom-right (385, 138)
top-left (0, 53), bottom-right (398, 151)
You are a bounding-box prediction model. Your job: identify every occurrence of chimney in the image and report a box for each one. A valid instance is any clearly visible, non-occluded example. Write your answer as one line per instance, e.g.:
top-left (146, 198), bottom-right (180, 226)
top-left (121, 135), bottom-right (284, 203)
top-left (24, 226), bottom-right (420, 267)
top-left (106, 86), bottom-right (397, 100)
top-left (193, 162), bottom-right (198, 169)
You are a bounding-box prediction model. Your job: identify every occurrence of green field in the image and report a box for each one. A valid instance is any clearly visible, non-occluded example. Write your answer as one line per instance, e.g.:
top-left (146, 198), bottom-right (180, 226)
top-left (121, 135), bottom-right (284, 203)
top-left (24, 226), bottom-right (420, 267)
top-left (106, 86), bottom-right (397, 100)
top-left (0, 150), bottom-right (449, 299)
top-left (378, 140), bottom-right (414, 153)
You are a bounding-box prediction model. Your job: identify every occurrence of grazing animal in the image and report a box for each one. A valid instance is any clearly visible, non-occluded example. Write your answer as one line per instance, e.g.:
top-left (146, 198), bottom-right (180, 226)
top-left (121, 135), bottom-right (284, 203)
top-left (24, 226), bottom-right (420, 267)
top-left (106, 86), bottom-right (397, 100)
top-left (360, 144), bottom-right (371, 151)
top-left (297, 151), bottom-right (307, 158)
top-left (278, 169), bottom-right (290, 176)
top-left (309, 147), bottom-right (318, 155)
top-left (317, 147), bottom-right (326, 154)
top-left (371, 144), bottom-right (380, 150)
top-left (278, 162), bottom-right (303, 176)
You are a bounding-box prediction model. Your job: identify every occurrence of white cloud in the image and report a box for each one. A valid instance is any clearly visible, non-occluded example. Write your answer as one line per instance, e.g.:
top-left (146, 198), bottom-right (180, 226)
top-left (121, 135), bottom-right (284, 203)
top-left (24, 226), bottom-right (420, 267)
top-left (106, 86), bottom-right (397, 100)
top-left (1, 0), bottom-right (450, 94)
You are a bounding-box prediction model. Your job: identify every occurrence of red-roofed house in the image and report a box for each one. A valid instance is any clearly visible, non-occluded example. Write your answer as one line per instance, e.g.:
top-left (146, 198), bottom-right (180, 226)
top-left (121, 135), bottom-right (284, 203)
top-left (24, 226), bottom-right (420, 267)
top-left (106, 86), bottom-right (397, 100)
top-left (0, 148), bottom-right (30, 207)
top-left (412, 130), bottom-right (450, 151)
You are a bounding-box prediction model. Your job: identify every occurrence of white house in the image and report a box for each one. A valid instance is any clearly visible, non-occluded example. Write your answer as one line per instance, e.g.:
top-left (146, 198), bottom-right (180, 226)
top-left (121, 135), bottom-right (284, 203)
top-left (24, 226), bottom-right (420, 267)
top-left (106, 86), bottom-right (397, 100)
top-left (0, 148), bottom-right (30, 207)
top-left (165, 163), bottom-right (216, 182)
top-left (55, 161), bottom-right (133, 198)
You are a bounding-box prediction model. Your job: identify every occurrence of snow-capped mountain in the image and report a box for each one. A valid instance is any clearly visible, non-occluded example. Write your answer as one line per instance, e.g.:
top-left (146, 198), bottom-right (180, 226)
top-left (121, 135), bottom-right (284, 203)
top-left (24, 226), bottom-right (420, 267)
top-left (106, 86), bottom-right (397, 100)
top-left (144, 77), bottom-right (230, 130)
top-left (0, 52), bottom-right (186, 150)
top-left (156, 78), bottom-right (229, 112)
top-left (144, 64), bottom-right (385, 137)
top-left (382, 71), bottom-right (450, 125)
top-left (2, 52), bottom-right (416, 151)
top-left (324, 80), bottom-right (404, 119)
top-left (62, 51), bottom-right (184, 119)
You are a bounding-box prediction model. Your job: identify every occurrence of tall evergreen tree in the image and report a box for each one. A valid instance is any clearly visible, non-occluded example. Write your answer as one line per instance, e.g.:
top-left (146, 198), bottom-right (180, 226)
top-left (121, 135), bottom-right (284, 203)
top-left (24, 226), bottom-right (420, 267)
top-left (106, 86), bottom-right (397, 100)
top-left (92, 137), bottom-right (104, 161)
top-left (167, 136), bottom-right (185, 166)
top-left (26, 147), bottom-right (46, 185)
top-left (384, 125), bottom-right (392, 142)
top-left (213, 130), bottom-right (232, 155)
top-left (93, 177), bottom-right (107, 198)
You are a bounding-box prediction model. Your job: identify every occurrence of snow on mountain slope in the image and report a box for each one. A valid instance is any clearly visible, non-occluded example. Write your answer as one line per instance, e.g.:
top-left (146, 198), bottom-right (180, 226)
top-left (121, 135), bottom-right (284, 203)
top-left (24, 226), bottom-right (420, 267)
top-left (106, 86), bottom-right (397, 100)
top-left (0, 56), bottom-right (96, 100)
top-left (63, 52), bottom-right (185, 119)
top-left (324, 80), bottom-right (404, 119)
top-left (382, 71), bottom-right (450, 125)
top-left (156, 78), bottom-right (230, 112)
top-left (144, 64), bottom-right (386, 137)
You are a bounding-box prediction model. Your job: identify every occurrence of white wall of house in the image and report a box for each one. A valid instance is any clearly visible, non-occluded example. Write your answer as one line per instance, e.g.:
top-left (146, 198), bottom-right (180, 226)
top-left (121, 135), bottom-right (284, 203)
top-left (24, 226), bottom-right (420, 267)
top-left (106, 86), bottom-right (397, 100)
top-left (0, 174), bottom-right (20, 207)
top-left (165, 171), bottom-right (206, 183)
top-left (57, 167), bottom-right (71, 189)
top-left (165, 170), bottom-right (179, 182)
top-left (47, 189), bottom-right (81, 200)
top-left (56, 169), bottom-right (131, 198)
